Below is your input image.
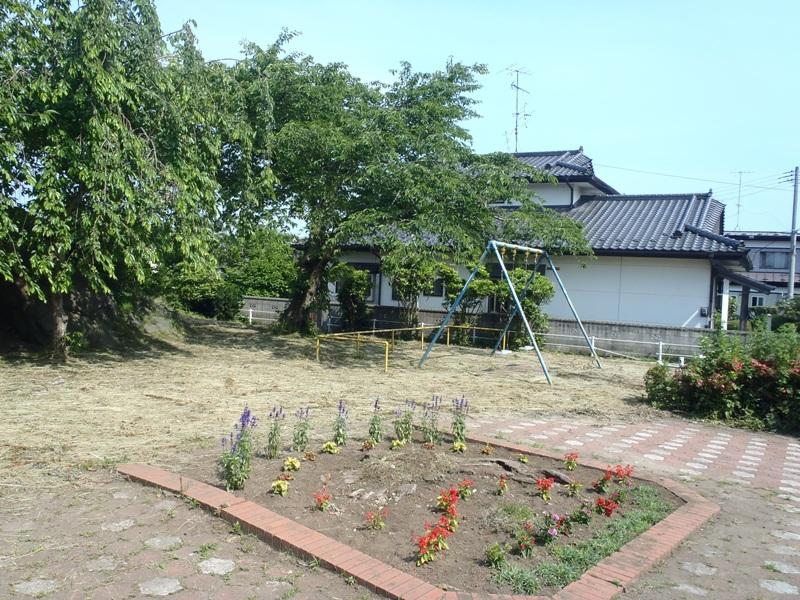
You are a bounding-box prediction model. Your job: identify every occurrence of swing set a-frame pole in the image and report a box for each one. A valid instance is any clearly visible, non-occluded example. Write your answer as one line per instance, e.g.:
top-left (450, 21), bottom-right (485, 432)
top-left (490, 255), bottom-right (540, 355)
top-left (544, 251), bottom-right (601, 368)
top-left (491, 241), bottom-right (552, 385)
top-left (418, 244), bottom-right (490, 368)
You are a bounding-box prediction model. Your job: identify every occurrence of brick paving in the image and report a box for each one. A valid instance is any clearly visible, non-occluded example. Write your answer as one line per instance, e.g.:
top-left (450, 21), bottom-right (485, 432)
top-left (472, 415), bottom-right (798, 490)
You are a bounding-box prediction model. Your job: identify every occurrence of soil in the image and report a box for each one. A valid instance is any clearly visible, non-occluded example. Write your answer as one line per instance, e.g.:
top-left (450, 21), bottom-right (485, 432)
top-left (182, 433), bottom-right (682, 596)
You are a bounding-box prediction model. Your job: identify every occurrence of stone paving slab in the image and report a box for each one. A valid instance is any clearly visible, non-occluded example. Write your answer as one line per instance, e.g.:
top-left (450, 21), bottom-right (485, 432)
top-left (473, 415), bottom-right (798, 489)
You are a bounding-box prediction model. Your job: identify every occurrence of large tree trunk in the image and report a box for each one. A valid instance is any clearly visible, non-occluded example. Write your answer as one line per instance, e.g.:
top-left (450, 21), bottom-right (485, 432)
top-left (282, 249), bottom-right (331, 334)
top-left (49, 292), bottom-right (68, 362)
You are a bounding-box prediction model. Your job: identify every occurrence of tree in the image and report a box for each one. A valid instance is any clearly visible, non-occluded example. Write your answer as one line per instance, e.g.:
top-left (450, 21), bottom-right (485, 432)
top-left (329, 263), bottom-right (371, 331)
top-left (271, 57), bottom-right (536, 333)
top-left (0, 1), bottom-right (274, 357)
top-left (218, 227), bottom-right (298, 299)
top-left (381, 244), bottom-right (439, 328)
top-left (439, 263), bottom-right (499, 344)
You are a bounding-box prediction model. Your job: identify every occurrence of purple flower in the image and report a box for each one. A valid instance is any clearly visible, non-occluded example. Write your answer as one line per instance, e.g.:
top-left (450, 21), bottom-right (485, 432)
top-left (337, 400), bottom-right (348, 420)
top-left (373, 398), bottom-right (380, 412)
top-left (547, 527), bottom-right (558, 538)
top-left (452, 395), bottom-right (469, 415)
top-left (295, 407), bottom-right (310, 420)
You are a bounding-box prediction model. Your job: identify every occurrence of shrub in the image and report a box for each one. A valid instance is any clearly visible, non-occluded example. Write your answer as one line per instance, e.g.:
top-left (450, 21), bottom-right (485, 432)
top-left (330, 263), bottom-right (371, 331)
top-left (644, 327), bottom-right (800, 431)
top-left (367, 398), bottom-right (385, 444)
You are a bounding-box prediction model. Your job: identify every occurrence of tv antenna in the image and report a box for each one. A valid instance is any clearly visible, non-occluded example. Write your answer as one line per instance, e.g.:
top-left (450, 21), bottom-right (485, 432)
top-left (510, 68), bottom-right (531, 153)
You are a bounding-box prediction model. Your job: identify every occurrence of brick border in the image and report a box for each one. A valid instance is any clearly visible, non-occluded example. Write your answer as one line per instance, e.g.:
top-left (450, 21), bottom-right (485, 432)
top-left (118, 435), bottom-right (718, 600)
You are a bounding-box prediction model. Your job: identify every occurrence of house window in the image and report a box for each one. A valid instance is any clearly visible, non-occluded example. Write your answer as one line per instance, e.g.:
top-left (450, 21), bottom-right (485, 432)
top-left (425, 278), bottom-right (445, 298)
top-left (759, 251), bottom-right (790, 270)
top-left (750, 295), bottom-right (765, 308)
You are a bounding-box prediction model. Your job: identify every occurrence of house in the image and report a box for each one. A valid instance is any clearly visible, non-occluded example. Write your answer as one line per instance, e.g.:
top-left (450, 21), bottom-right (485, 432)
top-left (333, 148), bottom-right (771, 330)
top-left (725, 231), bottom-right (798, 308)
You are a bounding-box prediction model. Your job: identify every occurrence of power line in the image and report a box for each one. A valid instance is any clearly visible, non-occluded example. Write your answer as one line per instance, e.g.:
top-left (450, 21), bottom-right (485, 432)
top-left (594, 163), bottom-right (789, 192)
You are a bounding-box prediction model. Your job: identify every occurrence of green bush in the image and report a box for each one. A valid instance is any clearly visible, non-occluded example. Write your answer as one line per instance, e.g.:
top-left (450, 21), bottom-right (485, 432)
top-left (330, 263), bottom-right (371, 331)
top-left (644, 326), bottom-right (800, 431)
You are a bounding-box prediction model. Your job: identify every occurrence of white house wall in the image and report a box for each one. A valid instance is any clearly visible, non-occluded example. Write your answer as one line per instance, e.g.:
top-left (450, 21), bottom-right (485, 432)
top-left (542, 256), bottom-right (711, 328)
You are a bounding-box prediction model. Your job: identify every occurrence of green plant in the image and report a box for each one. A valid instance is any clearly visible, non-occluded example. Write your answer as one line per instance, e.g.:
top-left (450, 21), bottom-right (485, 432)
top-left (367, 398), bottom-right (385, 444)
top-left (390, 439), bottom-right (406, 450)
top-left (271, 480), bottom-right (289, 496)
top-left (321, 441), bottom-right (339, 454)
top-left (220, 406), bottom-right (258, 490)
top-left (332, 400), bottom-right (348, 446)
top-left (330, 263), bottom-right (372, 331)
top-left (292, 407), bottom-right (311, 452)
top-left (566, 482), bottom-right (583, 497)
top-left (393, 401), bottom-right (415, 443)
top-left (266, 406), bottom-right (285, 460)
top-left (517, 454), bottom-right (528, 464)
top-left (231, 521), bottom-right (243, 536)
top-left (313, 486), bottom-right (332, 511)
top-left (494, 486), bottom-right (672, 594)
top-left (282, 457), bottom-right (300, 472)
top-left (421, 396), bottom-right (442, 445)
top-left (485, 542), bottom-right (507, 568)
top-left (451, 396), bottom-right (468, 444)
top-left (644, 327), bottom-right (800, 431)
top-left (451, 441), bottom-right (466, 453)
top-left (364, 507), bottom-right (389, 530)
top-left (197, 543), bottom-right (217, 559)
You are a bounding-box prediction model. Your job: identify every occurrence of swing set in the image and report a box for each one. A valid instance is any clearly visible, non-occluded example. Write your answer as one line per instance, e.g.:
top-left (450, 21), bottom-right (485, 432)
top-left (418, 240), bottom-right (601, 384)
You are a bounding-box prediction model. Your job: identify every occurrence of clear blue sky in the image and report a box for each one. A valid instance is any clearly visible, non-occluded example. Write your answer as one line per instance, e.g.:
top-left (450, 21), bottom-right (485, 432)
top-left (156, 0), bottom-right (799, 232)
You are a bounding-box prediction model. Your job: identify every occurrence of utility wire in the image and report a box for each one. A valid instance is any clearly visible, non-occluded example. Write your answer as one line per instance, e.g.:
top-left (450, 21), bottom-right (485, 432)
top-left (595, 163), bottom-right (788, 192)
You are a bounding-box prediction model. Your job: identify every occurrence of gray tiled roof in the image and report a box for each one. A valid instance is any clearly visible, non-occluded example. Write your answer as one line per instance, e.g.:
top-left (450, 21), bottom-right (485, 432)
top-left (566, 193), bottom-right (744, 254)
top-left (513, 148), bottom-right (619, 194)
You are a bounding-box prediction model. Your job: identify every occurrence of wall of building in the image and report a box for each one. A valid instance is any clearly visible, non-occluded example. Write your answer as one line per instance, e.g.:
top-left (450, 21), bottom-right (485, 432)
top-left (540, 256), bottom-right (712, 328)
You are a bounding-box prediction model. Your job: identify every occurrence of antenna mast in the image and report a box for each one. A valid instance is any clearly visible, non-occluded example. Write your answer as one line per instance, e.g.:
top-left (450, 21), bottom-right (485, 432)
top-left (510, 68), bottom-right (531, 153)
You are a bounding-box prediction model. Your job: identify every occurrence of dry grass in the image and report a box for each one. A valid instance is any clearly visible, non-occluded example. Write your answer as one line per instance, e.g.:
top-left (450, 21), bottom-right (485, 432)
top-left (0, 314), bottom-right (660, 492)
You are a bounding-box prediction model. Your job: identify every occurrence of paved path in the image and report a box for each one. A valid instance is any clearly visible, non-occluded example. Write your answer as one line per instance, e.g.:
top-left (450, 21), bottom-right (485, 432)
top-left (473, 415), bottom-right (799, 490)
top-left (474, 414), bottom-right (800, 598)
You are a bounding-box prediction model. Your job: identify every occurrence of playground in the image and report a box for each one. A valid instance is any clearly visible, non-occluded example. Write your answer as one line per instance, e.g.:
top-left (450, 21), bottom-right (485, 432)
top-left (2, 318), bottom-right (799, 598)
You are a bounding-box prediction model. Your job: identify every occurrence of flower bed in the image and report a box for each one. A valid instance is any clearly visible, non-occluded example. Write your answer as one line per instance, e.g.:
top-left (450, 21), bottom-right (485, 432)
top-left (185, 404), bottom-right (682, 596)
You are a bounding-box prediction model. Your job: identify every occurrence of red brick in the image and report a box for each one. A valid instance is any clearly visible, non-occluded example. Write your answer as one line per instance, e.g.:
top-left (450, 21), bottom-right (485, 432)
top-left (389, 575), bottom-right (430, 598)
top-left (410, 587), bottom-right (444, 600)
top-left (403, 583), bottom-right (444, 600)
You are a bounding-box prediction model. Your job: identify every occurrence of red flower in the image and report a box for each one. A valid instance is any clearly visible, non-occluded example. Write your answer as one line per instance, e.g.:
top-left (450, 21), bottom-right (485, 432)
top-left (595, 497), bottom-right (619, 517)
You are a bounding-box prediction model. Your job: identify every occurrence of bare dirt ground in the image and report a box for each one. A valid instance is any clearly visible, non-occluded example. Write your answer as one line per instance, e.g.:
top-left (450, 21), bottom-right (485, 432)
top-left (2, 316), bottom-right (796, 599)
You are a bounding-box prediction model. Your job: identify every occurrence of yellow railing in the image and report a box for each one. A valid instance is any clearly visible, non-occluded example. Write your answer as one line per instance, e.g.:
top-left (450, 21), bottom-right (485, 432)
top-left (314, 324), bottom-right (512, 372)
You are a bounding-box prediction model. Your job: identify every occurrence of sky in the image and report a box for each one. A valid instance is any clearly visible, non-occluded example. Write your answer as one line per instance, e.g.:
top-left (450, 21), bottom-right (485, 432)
top-left (156, 0), bottom-right (800, 233)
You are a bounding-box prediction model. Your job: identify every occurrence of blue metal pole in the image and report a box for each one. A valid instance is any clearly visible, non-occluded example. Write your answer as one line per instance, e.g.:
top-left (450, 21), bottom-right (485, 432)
top-left (490, 256), bottom-right (540, 355)
top-left (418, 245), bottom-right (490, 368)
top-left (492, 242), bottom-right (552, 385)
top-left (544, 252), bottom-right (601, 368)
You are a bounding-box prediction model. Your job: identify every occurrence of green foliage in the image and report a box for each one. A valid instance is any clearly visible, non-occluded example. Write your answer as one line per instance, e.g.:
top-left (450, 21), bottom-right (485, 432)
top-left (367, 400), bottom-right (385, 444)
top-left (439, 263), bottom-right (499, 344)
top-left (220, 430), bottom-right (254, 491)
top-left (0, 1), bottom-right (276, 355)
top-left (772, 296), bottom-right (800, 330)
top-left (393, 402), bottom-right (415, 444)
top-left (644, 327), bottom-right (800, 431)
top-left (494, 486), bottom-right (671, 594)
top-left (382, 246), bottom-right (439, 327)
top-left (485, 542), bottom-right (508, 569)
top-left (274, 56), bottom-right (538, 332)
top-left (292, 408), bottom-right (311, 452)
top-left (219, 228), bottom-right (298, 299)
top-left (330, 263), bottom-right (371, 331)
top-left (498, 267), bottom-right (556, 349)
